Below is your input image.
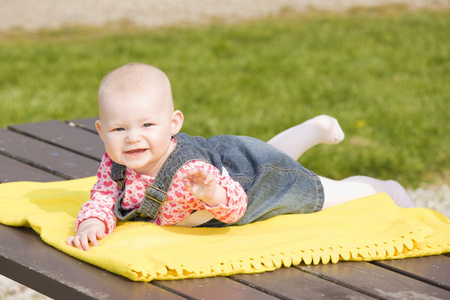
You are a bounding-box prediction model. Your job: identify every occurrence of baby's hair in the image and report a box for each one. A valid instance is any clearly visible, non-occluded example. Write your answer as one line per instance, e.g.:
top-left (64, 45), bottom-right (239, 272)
top-left (97, 63), bottom-right (175, 115)
top-left (99, 62), bottom-right (170, 97)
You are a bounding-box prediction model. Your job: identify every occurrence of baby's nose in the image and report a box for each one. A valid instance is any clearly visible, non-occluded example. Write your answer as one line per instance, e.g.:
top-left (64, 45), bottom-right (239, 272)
top-left (126, 130), bottom-right (142, 143)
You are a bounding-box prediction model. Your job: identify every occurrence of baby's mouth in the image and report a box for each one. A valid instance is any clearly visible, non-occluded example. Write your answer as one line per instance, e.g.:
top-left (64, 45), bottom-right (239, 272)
top-left (125, 149), bottom-right (147, 155)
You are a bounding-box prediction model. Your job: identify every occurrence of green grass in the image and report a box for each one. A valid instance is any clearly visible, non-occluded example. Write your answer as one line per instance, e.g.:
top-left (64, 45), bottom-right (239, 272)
top-left (0, 6), bottom-right (448, 187)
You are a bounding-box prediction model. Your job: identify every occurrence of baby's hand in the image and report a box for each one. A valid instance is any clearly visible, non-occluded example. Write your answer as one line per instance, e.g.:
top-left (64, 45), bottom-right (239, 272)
top-left (66, 218), bottom-right (106, 251)
top-left (182, 168), bottom-right (217, 202)
top-left (181, 168), bottom-right (226, 207)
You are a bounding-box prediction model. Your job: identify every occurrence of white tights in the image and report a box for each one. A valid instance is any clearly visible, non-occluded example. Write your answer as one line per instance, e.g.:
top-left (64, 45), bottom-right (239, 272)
top-left (267, 115), bottom-right (415, 209)
top-left (319, 176), bottom-right (415, 209)
top-left (267, 115), bottom-right (345, 160)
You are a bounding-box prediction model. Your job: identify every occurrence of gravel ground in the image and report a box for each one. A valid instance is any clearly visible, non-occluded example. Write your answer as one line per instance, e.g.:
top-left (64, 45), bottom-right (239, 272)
top-left (1, 0), bottom-right (449, 32)
top-left (0, 0), bottom-right (448, 299)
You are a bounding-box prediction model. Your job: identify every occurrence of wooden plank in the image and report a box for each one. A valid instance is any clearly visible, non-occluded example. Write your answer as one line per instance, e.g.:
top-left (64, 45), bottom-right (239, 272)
top-left (156, 277), bottom-right (279, 300)
top-left (67, 118), bottom-right (99, 133)
top-left (231, 266), bottom-right (374, 299)
top-left (9, 120), bottom-right (104, 161)
top-left (0, 224), bottom-right (184, 300)
top-left (297, 261), bottom-right (450, 300)
top-left (0, 154), bottom-right (63, 183)
top-left (372, 256), bottom-right (450, 290)
top-left (0, 128), bottom-right (99, 179)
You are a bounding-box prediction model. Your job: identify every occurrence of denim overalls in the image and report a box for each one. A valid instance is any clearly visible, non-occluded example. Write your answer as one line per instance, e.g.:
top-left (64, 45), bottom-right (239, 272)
top-left (112, 133), bottom-right (324, 227)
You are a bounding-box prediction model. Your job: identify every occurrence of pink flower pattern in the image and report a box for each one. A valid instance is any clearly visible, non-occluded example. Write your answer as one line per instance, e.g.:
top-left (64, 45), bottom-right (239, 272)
top-left (75, 153), bottom-right (247, 234)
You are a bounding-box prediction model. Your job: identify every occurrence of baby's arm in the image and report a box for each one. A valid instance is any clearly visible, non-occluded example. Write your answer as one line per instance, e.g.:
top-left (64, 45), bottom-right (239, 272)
top-left (66, 218), bottom-right (106, 251)
top-left (181, 168), bottom-right (227, 207)
top-left (67, 153), bottom-right (120, 251)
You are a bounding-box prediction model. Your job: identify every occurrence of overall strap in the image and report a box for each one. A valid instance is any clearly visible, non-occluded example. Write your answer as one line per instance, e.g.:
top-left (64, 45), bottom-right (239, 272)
top-left (110, 162), bottom-right (127, 190)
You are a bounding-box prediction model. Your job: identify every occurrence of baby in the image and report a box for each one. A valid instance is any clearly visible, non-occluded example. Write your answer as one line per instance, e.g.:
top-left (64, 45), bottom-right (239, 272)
top-left (67, 62), bottom-right (414, 251)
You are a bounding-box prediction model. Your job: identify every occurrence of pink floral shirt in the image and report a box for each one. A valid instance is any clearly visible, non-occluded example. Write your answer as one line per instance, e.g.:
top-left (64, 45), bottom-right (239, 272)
top-left (75, 153), bottom-right (247, 234)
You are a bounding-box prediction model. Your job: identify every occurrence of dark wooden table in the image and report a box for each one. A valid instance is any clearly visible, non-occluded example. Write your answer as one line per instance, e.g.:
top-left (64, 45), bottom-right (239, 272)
top-left (1, 119), bottom-right (449, 300)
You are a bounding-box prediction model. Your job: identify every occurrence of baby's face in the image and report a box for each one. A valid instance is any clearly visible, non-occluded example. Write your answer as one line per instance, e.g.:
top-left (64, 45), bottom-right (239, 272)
top-left (96, 86), bottom-right (182, 176)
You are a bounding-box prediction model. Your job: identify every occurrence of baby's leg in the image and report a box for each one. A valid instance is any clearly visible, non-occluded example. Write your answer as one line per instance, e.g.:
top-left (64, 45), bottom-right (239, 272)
top-left (268, 115), bottom-right (345, 160)
top-left (319, 175), bottom-right (415, 209)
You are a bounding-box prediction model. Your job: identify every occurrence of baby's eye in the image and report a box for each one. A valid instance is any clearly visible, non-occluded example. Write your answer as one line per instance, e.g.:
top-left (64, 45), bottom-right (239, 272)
top-left (143, 123), bottom-right (153, 128)
top-left (113, 127), bottom-right (125, 132)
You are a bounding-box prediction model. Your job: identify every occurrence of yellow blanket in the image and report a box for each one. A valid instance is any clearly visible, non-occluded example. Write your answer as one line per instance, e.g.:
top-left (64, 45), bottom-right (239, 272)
top-left (1, 177), bottom-right (449, 282)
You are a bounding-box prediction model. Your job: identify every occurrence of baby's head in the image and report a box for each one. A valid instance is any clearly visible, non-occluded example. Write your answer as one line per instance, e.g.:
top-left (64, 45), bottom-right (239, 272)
top-left (98, 62), bottom-right (174, 118)
top-left (95, 63), bottom-right (184, 175)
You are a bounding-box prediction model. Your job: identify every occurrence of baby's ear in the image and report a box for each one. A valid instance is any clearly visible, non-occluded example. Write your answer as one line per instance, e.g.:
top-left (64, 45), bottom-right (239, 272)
top-left (95, 120), bottom-right (105, 141)
top-left (170, 110), bottom-right (184, 135)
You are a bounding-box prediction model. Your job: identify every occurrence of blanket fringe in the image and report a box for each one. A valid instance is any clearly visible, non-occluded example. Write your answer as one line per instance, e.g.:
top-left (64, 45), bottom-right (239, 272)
top-left (139, 224), bottom-right (439, 281)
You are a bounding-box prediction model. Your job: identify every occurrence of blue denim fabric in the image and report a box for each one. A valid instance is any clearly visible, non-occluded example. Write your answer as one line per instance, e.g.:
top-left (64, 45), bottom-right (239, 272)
top-left (112, 133), bottom-right (324, 226)
top-left (201, 135), bottom-right (324, 226)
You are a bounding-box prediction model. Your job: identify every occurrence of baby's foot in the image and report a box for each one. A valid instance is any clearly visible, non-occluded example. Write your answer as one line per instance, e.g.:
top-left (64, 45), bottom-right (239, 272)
top-left (310, 115), bottom-right (345, 144)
